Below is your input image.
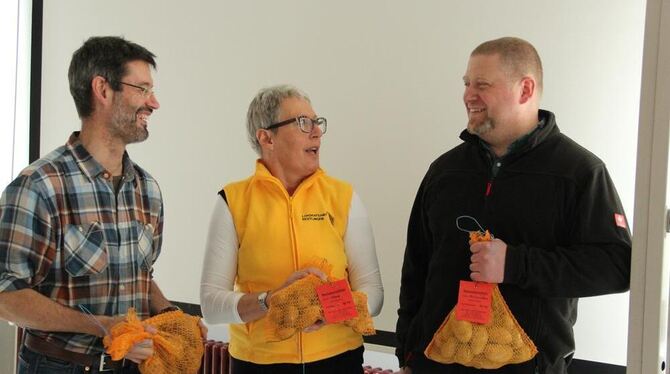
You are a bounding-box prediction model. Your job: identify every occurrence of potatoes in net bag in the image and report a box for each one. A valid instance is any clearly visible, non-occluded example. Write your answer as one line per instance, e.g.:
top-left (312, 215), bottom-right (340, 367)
top-left (103, 308), bottom-right (204, 374)
top-left (344, 291), bottom-right (376, 335)
top-left (266, 274), bottom-right (324, 341)
top-left (424, 230), bottom-right (537, 369)
top-left (266, 263), bottom-right (376, 341)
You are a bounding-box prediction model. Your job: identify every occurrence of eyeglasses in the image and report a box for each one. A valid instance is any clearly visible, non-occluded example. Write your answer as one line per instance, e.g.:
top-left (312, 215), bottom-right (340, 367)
top-left (265, 116), bottom-right (327, 134)
top-left (119, 81), bottom-right (155, 98)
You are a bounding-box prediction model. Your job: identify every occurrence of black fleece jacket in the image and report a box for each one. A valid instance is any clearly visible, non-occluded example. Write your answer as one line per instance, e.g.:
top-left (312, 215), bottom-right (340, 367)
top-left (395, 110), bottom-right (632, 374)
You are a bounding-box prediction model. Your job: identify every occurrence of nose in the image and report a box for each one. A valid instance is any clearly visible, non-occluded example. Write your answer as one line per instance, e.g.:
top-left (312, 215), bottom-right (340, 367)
top-left (147, 93), bottom-right (160, 110)
top-left (463, 86), bottom-right (477, 103)
top-left (310, 124), bottom-right (323, 138)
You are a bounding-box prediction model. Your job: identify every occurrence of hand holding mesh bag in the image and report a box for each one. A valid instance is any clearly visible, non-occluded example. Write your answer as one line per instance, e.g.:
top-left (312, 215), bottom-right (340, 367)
top-left (103, 308), bottom-right (204, 374)
top-left (266, 263), bottom-right (376, 341)
top-left (424, 230), bottom-right (537, 369)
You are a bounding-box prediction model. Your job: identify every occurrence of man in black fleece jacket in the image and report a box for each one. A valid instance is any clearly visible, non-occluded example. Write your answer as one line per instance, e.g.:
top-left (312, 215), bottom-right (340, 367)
top-left (395, 37), bottom-right (631, 374)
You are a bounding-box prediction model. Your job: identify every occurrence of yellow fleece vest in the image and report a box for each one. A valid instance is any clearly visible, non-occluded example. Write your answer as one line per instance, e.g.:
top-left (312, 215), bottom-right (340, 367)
top-left (224, 161), bottom-right (362, 364)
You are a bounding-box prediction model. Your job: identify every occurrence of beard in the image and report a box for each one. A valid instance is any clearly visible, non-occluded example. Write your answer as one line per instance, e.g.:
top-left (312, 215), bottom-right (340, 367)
top-left (467, 116), bottom-right (494, 136)
top-left (109, 96), bottom-right (150, 144)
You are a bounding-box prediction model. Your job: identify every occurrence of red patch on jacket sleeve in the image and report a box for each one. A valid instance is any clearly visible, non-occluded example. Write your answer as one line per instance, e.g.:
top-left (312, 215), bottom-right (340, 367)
top-left (614, 213), bottom-right (627, 228)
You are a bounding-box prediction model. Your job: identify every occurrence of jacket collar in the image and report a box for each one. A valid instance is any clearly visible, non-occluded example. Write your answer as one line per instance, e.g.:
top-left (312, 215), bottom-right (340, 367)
top-left (459, 109), bottom-right (559, 157)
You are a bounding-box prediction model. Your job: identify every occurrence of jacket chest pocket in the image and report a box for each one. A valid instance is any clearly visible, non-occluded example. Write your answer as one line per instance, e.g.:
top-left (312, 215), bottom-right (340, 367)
top-left (135, 222), bottom-right (154, 271)
top-left (64, 222), bottom-right (108, 277)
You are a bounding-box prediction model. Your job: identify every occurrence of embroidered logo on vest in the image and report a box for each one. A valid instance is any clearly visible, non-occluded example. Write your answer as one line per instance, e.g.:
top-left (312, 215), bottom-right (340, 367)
top-left (302, 212), bottom-right (334, 225)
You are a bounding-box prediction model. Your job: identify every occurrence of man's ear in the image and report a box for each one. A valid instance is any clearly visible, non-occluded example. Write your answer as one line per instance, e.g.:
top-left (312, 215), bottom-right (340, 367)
top-left (256, 128), bottom-right (273, 151)
top-left (91, 76), bottom-right (112, 106)
top-left (518, 76), bottom-right (536, 104)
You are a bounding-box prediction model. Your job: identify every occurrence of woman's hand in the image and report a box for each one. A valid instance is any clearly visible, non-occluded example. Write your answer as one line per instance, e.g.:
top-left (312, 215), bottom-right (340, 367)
top-left (268, 267), bottom-right (328, 302)
top-left (271, 267), bottom-right (328, 332)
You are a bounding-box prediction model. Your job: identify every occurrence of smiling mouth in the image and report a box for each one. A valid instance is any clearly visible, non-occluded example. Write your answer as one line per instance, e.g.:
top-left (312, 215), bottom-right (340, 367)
top-left (468, 108), bottom-right (486, 113)
top-left (137, 112), bottom-right (151, 125)
top-left (306, 146), bottom-right (319, 155)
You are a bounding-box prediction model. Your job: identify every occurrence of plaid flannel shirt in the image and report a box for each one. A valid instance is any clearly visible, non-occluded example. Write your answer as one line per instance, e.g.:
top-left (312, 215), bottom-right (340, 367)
top-left (0, 132), bottom-right (163, 354)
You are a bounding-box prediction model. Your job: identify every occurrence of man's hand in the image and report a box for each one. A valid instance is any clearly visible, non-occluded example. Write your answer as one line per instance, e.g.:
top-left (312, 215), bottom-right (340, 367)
top-left (124, 325), bottom-right (157, 364)
top-left (469, 238), bottom-right (507, 283)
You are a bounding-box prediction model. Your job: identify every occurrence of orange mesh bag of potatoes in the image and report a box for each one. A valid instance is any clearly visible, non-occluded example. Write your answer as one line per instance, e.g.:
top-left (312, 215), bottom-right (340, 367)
top-left (343, 290), bottom-right (376, 335)
top-left (266, 261), bottom-right (376, 341)
top-left (103, 308), bottom-right (204, 374)
top-left (266, 273), bottom-right (325, 341)
top-left (424, 230), bottom-right (537, 369)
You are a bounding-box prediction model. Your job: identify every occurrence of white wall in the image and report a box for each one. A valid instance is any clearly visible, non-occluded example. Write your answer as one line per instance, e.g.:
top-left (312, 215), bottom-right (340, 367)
top-left (39, 0), bottom-right (645, 366)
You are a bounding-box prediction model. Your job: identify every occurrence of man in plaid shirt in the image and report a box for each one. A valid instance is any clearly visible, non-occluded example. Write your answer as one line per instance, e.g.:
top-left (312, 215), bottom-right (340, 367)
top-left (0, 36), bottom-right (180, 373)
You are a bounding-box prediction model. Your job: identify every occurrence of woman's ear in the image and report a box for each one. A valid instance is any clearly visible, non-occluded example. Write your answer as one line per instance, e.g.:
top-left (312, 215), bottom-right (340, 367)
top-left (257, 128), bottom-right (274, 151)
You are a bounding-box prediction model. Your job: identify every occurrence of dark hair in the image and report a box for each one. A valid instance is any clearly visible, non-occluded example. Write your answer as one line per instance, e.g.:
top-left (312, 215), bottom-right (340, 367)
top-left (472, 36), bottom-right (543, 94)
top-left (68, 36), bottom-right (156, 118)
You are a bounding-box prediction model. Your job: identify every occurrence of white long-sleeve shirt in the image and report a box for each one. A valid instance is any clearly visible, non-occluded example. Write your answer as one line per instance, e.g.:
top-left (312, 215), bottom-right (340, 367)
top-left (200, 191), bottom-right (384, 324)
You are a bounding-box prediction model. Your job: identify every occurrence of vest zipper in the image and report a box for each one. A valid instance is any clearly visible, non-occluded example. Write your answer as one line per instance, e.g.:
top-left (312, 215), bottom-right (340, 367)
top-left (287, 196), bottom-right (304, 363)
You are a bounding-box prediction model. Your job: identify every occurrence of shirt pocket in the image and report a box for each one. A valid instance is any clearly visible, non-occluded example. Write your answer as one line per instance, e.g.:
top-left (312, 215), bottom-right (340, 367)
top-left (64, 222), bottom-right (108, 277)
top-left (135, 222), bottom-right (154, 271)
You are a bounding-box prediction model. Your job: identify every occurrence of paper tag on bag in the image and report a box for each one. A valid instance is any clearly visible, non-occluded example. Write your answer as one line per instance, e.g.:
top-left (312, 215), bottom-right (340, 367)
top-left (316, 279), bottom-right (358, 323)
top-left (455, 280), bottom-right (493, 324)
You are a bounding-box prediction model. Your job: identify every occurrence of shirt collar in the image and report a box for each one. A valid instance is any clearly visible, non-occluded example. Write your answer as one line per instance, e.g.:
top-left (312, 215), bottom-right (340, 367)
top-left (66, 131), bottom-right (136, 181)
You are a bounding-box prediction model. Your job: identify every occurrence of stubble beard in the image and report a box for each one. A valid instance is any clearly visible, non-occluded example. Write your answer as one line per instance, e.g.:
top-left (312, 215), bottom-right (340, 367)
top-left (109, 97), bottom-right (149, 145)
top-left (467, 117), bottom-right (494, 137)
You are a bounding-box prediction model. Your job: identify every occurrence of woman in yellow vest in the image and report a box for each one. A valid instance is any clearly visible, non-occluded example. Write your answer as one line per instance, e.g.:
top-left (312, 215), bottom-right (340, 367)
top-left (200, 85), bottom-right (384, 374)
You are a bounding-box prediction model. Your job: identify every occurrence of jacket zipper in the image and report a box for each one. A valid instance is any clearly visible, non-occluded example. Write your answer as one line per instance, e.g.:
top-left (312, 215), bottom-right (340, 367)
top-left (486, 160), bottom-right (503, 197)
top-left (286, 196), bottom-right (304, 363)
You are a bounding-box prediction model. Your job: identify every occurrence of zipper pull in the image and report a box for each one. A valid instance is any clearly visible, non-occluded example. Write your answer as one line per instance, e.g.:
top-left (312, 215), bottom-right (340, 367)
top-left (485, 181), bottom-right (493, 196)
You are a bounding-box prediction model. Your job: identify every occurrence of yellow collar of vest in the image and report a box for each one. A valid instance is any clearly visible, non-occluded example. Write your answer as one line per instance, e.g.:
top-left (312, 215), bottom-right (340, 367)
top-left (253, 160), bottom-right (325, 196)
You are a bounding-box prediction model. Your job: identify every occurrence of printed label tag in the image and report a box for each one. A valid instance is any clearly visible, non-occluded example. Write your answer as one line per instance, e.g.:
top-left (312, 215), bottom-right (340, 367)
top-left (614, 213), bottom-right (627, 229)
top-left (316, 279), bottom-right (358, 323)
top-left (455, 280), bottom-right (493, 324)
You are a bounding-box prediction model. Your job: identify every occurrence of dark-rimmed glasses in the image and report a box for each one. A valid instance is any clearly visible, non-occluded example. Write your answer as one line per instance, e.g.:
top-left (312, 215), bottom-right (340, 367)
top-left (119, 81), bottom-right (155, 97)
top-left (265, 116), bottom-right (327, 134)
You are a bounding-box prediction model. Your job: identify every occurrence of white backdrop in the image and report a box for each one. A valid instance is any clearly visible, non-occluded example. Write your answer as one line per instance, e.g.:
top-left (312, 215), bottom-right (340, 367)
top-left (39, 0), bottom-right (645, 365)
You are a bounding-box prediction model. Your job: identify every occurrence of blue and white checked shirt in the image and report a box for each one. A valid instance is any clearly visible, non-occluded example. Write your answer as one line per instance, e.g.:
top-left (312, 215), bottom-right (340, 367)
top-left (0, 132), bottom-right (164, 354)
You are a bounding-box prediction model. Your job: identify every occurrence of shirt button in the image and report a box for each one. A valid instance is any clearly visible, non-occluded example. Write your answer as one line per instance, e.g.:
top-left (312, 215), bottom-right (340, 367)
top-left (496, 162), bottom-right (501, 167)
top-left (119, 285), bottom-right (125, 291)
top-left (103, 172), bottom-right (110, 179)
top-left (78, 226), bottom-right (84, 232)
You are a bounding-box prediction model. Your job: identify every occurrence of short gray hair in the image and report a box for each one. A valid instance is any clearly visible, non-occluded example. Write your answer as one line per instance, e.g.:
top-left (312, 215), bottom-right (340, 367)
top-left (246, 85), bottom-right (311, 154)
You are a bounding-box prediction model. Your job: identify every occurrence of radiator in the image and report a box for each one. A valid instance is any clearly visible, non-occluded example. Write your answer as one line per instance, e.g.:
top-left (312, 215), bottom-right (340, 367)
top-left (198, 341), bottom-right (396, 374)
top-left (199, 340), bottom-right (230, 374)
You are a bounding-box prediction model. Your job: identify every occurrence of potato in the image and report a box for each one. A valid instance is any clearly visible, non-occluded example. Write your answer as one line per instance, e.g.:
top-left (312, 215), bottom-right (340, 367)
top-left (488, 327), bottom-right (512, 344)
top-left (454, 345), bottom-right (474, 364)
top-left (502, 315), bottom-right (515, 330)
top-left (470, 325), bottom-right (489, 355)
top-left (439, 337), bottom-right (457, 359)
top-left (285, 305), bottom-right (299, 327)
top-left (299, 305), bottom-right (322, 327)
top-left (511, 330), bottom-right (523, 348)
top-left (514, 345), bottom-right (532, 361)
top-left (484, 344), bottom-right (514, 363)
top-left (452, 319), bottom-right (473, 343)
